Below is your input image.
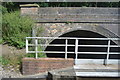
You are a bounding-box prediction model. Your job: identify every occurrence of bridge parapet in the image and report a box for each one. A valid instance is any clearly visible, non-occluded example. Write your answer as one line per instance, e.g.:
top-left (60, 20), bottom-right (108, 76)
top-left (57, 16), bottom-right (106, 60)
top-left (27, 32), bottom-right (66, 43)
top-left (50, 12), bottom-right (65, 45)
top-left (20, 5), bottom-right (119, 38)
top-left (20, 6), bottom-right (119, 23)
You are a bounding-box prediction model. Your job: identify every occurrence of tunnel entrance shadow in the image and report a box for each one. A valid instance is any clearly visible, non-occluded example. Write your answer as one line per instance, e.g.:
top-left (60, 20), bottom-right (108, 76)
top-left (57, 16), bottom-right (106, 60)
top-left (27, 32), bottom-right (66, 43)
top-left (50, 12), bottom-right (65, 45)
top-left (45, 30), bottom-right (119, 59)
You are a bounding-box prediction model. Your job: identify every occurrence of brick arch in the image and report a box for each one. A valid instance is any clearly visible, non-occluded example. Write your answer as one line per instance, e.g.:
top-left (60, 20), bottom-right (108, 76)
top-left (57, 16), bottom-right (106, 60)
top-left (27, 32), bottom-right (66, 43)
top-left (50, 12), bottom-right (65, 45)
top-left (45, 26), bottom-right (118, 58)
top-left (53, 25), bottom-right (119, 44)
top-left (58, 25), bottom-right (117, 38)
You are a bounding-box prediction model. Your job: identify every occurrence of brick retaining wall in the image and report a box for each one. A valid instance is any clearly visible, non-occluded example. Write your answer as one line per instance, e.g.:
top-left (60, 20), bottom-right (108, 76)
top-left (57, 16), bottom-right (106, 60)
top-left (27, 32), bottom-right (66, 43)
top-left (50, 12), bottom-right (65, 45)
top-left (22, 58), bottom-right (74, 75)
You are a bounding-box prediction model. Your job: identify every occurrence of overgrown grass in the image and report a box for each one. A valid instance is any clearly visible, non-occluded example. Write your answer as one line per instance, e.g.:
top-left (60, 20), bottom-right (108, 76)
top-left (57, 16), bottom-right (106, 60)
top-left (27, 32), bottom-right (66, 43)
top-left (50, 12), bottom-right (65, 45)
top-left (1, 53), bottom-right (25, 66)
top-left (0, 39), bottom-right (3, 44)
top-left (1, 46), bottom-right (46, 67)
top-left (0, 56), bottom-right (10, 65)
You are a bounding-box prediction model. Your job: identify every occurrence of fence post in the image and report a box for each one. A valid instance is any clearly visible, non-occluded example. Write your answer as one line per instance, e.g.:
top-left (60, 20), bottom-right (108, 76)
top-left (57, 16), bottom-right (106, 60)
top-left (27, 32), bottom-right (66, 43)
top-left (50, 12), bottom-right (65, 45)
top-left (35, 38), bottom-right (38, 59)
top-left (105, 40), bottom-right (111, 65)
top-left (26, 38), bottom-right (28, 53)
top-left (75, 39), bottom-right (79, 60)
top-left (65, 39), bottom-right (68, 59)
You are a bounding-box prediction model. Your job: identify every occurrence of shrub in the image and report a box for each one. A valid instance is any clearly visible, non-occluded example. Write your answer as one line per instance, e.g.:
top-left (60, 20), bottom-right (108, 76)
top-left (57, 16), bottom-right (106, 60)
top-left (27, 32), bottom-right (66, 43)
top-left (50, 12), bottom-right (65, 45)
top-left (2, 11), bottom-right (34, 48)
top-left (0, 5), bottom-right (8, 14)
top-left (0, 56), bottom-right (10, 65)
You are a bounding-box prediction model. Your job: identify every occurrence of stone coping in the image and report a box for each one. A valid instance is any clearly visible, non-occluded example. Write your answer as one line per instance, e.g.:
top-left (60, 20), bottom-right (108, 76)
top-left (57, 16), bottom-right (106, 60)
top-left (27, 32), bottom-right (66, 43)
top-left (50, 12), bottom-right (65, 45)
top-left (20, 4), bottom-right (39, 7)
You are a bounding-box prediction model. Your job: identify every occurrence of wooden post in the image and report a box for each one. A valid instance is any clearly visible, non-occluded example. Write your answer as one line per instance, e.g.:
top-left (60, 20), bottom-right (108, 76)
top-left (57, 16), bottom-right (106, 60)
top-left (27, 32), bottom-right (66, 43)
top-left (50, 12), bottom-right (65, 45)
top-left (75, 39), bottom-right (79, 60)
top-left (65, 39), bottom-right (68, 59)
top-left (35, 38), bottom-right (38, 59)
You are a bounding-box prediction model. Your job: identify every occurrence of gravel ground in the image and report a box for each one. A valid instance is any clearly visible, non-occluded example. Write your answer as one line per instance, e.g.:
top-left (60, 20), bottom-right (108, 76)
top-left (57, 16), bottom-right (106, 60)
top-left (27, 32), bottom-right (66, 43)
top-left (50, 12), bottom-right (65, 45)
top-left (1, 66), bottom-right (47, 78)
top-left (1, 44), bottom-right (25, 78)
top-left (1, 66), bottom-right (23, 78)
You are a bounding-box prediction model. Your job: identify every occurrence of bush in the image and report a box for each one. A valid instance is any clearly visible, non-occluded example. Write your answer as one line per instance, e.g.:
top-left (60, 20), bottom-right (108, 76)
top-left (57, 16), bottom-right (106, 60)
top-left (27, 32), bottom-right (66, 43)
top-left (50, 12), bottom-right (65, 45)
top-left (0, 56), bottom-right (10, 65)
top-left (2, 11), bottom-right (34, 48)
top-left (0, 5), bottom-right (8, 14)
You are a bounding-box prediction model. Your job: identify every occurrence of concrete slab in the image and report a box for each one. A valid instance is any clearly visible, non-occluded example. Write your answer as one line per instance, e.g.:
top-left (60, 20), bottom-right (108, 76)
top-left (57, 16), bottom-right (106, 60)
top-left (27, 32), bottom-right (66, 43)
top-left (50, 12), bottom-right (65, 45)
top-left (74, 64), bottom-right (120, 77)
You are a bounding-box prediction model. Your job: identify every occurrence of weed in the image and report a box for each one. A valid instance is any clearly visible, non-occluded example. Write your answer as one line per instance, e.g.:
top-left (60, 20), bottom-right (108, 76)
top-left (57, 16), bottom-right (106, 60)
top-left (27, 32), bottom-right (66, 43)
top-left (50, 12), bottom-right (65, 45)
top-left (0, 56), bottom-right (10, 65)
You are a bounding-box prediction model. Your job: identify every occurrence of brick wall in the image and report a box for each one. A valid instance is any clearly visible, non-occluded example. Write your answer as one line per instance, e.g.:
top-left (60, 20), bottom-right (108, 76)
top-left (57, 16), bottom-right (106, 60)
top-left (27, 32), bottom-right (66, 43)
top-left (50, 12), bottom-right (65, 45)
top-left (22, 58), bottom-right (74, 75)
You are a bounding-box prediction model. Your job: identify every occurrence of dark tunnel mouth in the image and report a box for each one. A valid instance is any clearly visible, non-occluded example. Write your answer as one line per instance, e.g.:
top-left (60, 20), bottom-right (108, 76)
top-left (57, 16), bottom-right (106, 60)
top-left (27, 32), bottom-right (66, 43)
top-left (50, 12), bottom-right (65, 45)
top-left (45, 30), bottom-right (119, 59)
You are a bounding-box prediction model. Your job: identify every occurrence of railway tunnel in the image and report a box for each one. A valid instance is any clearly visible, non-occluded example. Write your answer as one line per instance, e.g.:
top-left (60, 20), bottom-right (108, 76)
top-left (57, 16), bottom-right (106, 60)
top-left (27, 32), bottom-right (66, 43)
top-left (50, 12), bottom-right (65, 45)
top-left (45, 30), bottom-right (119, 59)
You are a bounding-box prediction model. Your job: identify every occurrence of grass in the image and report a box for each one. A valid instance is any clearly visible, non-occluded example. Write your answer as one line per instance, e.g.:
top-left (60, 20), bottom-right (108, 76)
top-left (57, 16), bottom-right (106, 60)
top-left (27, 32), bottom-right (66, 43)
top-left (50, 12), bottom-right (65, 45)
top-left (1, 53), bottom-right (25, 66)
top-left (1, 45), bottom-right (47, 73)
top-left (0, 39), bottom-right (3, 44)
top-left (1, 53), bottom-right (26, 72)
top-left (0, 56), bottom-right (10, 65)
top-left (1, 52), bottom-right (46, 66)
top-left (26, 53), bottom-right (47, 58)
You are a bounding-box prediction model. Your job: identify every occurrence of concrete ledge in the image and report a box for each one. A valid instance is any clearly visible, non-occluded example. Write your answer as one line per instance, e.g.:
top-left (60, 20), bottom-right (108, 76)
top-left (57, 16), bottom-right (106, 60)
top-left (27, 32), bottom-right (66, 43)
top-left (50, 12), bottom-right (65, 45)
top-left (75, 59), bottom-right (120, 65)
top-left (74, 64), bottom-right (119, 77)
top-left (47, 67), bottom-right (76, 80)
top-left (20, 4), bottom-right (39, 7)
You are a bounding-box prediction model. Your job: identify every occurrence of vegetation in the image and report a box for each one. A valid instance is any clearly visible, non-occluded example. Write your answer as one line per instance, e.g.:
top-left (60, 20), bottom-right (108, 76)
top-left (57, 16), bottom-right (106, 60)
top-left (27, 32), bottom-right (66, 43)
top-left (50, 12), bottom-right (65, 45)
top-left (26, 46), bottom-right (46, 58)
top-left (37, 2), bottom-right (119, 7)
top-left (1, 53), bottom-right (25, 72)
top-left (0, 56), bottom-right (9, 65)
top-left (2, 2), bottom-right (119, 10)
top-left (2, 2), bottom-right (19, 12)
top-left (2, 11), bottom-right (33, 48)
top-left (1, 2), bottom-right (119, 73)
top-left (26, 53), bottom-right (46, 58)
top-left (0, 55), bottom-right (23, 66)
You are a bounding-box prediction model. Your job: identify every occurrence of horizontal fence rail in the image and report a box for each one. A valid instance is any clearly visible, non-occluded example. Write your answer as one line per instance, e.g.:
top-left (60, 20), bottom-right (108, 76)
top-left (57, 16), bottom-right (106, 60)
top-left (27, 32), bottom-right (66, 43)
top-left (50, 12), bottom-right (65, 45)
top-left (26, 37), bottom-right (120, 65)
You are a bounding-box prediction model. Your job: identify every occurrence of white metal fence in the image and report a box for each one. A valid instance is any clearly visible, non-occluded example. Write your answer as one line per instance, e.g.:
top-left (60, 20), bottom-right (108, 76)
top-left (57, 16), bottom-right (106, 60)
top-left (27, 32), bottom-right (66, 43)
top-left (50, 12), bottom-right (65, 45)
top-left (26, 37), bottom-right (120, 65)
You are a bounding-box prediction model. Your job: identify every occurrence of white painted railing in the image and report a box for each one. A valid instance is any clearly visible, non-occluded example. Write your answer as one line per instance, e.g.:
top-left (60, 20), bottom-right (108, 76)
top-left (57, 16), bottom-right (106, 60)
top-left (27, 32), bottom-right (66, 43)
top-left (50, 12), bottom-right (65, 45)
top-left (26, 37), bottom-right (120, 65)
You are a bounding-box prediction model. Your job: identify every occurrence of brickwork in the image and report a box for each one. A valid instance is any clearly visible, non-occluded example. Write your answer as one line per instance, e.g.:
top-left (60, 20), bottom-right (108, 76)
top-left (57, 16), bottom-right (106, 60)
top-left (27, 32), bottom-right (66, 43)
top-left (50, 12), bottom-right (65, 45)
top-left (20, 6), bottom-right (119, 38)
top-left (22, 58), bottom-right (74, 75)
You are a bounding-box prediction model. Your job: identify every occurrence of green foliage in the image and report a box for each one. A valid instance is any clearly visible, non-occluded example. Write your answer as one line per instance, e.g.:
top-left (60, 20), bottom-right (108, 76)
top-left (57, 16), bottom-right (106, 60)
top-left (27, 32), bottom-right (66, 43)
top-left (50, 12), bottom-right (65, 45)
top-left (37, 2), bottom-right (119, 7)
top-left (26, 46), bottom-right (46, 58)
top-left (2, 2), bottom-right (19, 12)
top-left (1, 53), bottom-right (25, 66)
top-left (0, 5), bottom-right (8, 14)
top-left (0, 56), bottom-right (10, 65)
top-left (2, 11), bottom-right (34, 48)
top-left (38, 2), bottom-right (49, 7)
top-left (37, 46), bottom-right (47, 58)
top-left (0, 39), bottom-right (3, 44)
top-left (26, 53), bottom-right (46, 58)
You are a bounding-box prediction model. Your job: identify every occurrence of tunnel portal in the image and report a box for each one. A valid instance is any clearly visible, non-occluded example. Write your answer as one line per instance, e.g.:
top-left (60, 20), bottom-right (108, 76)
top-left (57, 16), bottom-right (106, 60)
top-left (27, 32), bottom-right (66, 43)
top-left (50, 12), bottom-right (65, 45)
top-left (45, 30), bottom-right (119, 59)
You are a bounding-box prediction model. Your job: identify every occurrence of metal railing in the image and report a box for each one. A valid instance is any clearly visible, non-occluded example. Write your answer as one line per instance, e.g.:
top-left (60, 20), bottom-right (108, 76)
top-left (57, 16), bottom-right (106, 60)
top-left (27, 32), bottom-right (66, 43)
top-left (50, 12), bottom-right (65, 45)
top-left (26, 37), bottom-right (120, 65)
